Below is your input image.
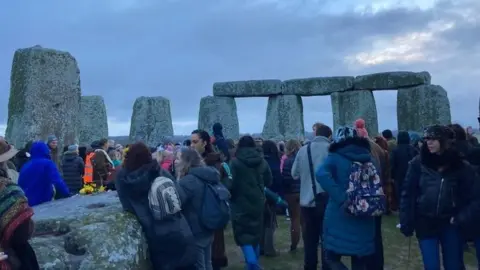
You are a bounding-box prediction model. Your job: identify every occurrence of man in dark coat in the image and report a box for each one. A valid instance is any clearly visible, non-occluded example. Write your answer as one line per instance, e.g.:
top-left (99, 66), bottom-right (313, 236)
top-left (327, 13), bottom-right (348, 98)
top-left (212, 123), bottom-right (231, 162)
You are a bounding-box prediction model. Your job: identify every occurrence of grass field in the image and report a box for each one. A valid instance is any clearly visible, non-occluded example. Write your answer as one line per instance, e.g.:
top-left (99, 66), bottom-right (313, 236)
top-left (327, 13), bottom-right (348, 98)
top-left (223, 214), bottom-right (478, 270)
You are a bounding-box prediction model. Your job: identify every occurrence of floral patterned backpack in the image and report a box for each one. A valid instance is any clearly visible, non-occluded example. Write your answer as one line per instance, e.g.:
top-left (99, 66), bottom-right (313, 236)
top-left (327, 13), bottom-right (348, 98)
top-left (345, 161), bottom-right (386, 217)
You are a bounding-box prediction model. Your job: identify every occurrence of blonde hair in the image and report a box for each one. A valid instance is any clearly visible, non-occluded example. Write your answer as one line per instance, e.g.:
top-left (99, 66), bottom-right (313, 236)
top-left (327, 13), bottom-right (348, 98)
top-left (285, 139), bottom-right (301, 156)
top-left (177, 147), bottom-right (205, 178)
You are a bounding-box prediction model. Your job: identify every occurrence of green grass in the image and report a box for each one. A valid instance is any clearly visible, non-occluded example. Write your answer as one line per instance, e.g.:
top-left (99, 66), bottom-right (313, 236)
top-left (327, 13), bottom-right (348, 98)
top-left (224, 214), bottom-right (478, 270)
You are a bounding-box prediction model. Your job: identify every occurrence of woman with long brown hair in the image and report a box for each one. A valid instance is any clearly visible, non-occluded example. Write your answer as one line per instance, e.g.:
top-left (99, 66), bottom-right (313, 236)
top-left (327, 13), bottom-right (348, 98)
top-left (116, 142), bottom-right (195, 270)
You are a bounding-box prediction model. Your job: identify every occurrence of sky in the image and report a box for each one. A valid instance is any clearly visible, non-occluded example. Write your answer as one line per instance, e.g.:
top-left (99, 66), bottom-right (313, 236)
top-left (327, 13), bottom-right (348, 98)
top-left (0, 0), bottom-right (479, 136)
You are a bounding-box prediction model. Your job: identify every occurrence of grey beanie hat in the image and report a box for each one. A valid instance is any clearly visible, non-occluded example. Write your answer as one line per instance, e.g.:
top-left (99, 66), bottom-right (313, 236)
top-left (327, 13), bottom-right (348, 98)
top-left (68, 144), bottom-right (79, 152)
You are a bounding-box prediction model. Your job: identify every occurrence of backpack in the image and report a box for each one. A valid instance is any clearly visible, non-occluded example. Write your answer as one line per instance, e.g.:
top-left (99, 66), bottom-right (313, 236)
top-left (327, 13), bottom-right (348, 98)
top-left (200, 182), bottom-right (231, 230)
top-left (148, 176), bottom-right (182, 220)
top-left (345, 161), bottom-right (386, 217)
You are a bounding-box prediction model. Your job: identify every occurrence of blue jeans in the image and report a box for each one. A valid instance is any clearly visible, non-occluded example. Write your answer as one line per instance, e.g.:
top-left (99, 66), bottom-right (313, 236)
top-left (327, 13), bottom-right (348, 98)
top-left (418, 225), bottom-right (463, 270)
top-left (241, 245), bottom-right (261, 270)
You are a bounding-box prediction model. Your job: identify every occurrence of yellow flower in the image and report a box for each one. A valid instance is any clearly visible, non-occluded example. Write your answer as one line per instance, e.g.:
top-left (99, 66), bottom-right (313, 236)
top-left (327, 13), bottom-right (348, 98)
top-left (98, 186), bottom-right (106, 192)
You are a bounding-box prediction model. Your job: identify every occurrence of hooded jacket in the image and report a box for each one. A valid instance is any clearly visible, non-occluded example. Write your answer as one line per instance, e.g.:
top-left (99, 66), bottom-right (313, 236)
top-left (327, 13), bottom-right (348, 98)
top-left (177, 166), bottom-right (220, 243)
top-left (316, 137), bottom-right (376, 256)
top-left (18, 142), bottom-right (70, 207)
top-left (229, 147), bottom-right (272, 246)
top-left (116, 162), bottom-right (195, 270)
top-left (61, 151), bottom-right (85, 194)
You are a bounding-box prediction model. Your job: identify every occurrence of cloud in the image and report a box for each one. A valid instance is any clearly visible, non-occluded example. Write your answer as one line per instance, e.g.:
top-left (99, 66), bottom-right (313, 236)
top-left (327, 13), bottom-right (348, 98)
top-left (0, 0), bottom-right (478, 136)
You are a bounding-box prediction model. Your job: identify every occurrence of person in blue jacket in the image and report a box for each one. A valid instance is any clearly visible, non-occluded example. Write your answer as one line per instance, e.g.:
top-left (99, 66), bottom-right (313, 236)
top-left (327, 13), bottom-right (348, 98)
top-left (18, 141), bottom-right (70, 206)
top-left (315, 126), bottom-right (377, 269)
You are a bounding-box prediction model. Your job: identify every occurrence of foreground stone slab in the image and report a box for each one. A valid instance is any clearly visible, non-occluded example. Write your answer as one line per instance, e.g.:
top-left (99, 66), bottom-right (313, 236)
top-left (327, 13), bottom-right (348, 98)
top-left (129, 96), bottom-right (174, 146)
top-left (5, 46), bottom-right (81, 149)
top-left (31, 192), bottom-right (150, 270)
top-left (282, 76), bottom-right (354, 96)
top-left (397, 84), bottom-right (451, 132)
top-left (262, 95), bottom-right (304, 141)
top-left (213, 80), bottom-right (282, 97)
top-left (198, 96), bottom-right (240, 140)
top-left (331, 90), bottom-right (379, 136)
top-left (79, 96), bottom-right (108, 146)
top-left (354, 71), bottom-right (431, 90)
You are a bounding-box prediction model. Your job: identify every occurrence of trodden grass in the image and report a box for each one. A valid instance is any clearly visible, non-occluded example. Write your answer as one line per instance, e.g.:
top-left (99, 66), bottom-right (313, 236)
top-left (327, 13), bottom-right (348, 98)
top-left (224, 214), bottom-right (478, 270)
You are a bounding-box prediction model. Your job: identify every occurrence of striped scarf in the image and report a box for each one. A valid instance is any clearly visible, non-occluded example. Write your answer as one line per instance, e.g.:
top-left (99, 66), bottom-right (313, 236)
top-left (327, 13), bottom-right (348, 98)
top-left (0, 177), bottom-right (34, 270)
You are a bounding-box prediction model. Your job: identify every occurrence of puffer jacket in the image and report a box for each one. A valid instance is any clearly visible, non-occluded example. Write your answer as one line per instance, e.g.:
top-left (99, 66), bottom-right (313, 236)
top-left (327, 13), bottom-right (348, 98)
top-left (61, 151), bottom-right (85, 194)
top-left (400, 144), bottom-right (479, 239)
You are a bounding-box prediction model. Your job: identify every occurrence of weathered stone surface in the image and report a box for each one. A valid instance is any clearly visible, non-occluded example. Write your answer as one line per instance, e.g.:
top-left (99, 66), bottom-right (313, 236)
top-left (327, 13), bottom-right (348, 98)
top-left (282, 76), bottom-right (354, 96)
top-left (213, 80), bottom-right (282, 97)
top-left (397, 84), bottom-right (451, 132)
top-left (198, 96), bottom-right (240, 140)
top-left (331, 90), bottom-right (379, 136)
top-left (129, 96), bottom-right (174, 146)
top-left (354, 71), bottom-right (431, 90)
top-left (262, 95), bottom-right (304, 141)
top-left (5, 46), bottom-right (81, 150)
top-left (31, 192), bottom-right (150, 270)
top-left (79, 96), bottom-right (108, 146)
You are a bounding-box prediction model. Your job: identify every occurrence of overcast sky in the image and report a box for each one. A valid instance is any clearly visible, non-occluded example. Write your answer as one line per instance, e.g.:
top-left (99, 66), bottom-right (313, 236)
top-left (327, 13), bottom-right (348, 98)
top-left (0, 0), bottom-right (478, 136)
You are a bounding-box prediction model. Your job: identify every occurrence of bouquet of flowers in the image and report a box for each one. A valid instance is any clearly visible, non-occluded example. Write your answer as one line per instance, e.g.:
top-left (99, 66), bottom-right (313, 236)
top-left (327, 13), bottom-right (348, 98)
top-left (79, 183), bottom-right (106, 195)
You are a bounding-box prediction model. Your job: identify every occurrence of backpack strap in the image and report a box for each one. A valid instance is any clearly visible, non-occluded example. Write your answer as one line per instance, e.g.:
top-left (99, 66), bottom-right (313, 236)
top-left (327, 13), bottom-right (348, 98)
top-left (307, 143), bottom-right (318, 198)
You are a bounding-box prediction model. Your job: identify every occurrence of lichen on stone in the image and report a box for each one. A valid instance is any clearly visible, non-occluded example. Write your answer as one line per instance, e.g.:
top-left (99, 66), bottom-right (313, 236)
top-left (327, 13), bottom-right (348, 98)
top-left (129, 96), bottom-right (174, 146)
top-left (79, 96), bottom-right (109, 146)
top-left (198, 96), bottom-right (240, 139)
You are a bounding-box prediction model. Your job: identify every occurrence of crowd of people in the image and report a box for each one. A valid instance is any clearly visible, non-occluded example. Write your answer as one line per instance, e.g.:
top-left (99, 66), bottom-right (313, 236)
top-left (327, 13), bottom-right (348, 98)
top-left (0, 119), bottom-right (479, 270)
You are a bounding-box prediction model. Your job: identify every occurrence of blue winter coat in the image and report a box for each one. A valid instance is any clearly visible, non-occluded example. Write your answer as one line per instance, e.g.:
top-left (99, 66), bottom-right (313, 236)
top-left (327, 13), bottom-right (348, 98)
top-left (18, 142), bottom-right (70, 206)
top-left (315, 137), bottom-right (376, 257)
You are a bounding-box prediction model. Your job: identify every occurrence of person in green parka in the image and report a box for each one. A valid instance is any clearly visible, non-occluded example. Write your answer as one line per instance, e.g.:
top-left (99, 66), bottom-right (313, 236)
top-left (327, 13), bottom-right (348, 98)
top-left (229, 135), bottom-right (272, 270)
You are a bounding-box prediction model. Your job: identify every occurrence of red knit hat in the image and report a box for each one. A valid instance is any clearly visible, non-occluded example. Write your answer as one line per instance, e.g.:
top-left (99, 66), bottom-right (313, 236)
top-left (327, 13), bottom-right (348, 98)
top-left (354, 118), bottom-right (369, 138)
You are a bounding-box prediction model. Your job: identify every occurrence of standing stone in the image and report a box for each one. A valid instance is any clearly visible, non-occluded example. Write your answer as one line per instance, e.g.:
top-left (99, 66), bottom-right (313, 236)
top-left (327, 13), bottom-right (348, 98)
top-left (354, 71), bottom-right (431, 90)
top-left (5, 46), bottom-right (81, 150)
top-left (397, 85), bottom-right (451, 132)
top-left (331, 90), bottom-right (378, 136)
top-left (262, 95), bottom-right (304, 141)
top-left (129, 96), bottom-right (174, 146)
top-left (198, 96), bottom-right (239, 140)
top-left (79, 96), bottom-right (109, 146)
top-left (213, 80), bottom-right (282, 97)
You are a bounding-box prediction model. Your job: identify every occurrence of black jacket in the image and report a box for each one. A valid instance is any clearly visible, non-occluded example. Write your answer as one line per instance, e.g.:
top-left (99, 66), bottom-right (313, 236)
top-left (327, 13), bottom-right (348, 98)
top-left (116, 162), bottom-right (195, 270)
top-left (61, 151), bottom-right (85, 194)
top-left (400, 145), bottom-right (479, 239)
top-left (390, 132), bottom-right (417, 188)
top-left (282, 153), bottom-right (300, 194)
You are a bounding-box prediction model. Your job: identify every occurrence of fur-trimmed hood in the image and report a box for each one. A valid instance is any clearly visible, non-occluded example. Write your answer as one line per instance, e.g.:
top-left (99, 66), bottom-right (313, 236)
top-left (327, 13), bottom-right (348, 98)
top-left (420, 143), bottom-right (465, 170)
top-left (329, 137), bottom-right (372, 163)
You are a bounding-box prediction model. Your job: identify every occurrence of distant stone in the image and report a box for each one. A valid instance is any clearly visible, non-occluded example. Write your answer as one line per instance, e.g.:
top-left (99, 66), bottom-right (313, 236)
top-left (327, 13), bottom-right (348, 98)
top-left (354, 71), bottom-right (431, 90)
top-left (129, 96), bottom-right (174, 146)
top-left (262, 95), bottom-right (304, 141)
top-left (31, 192), bottom-right (150, 270)
top-left (282, 76), bottom-right (354, 96)
top-left (79, 96), bottom-right (108, 146)
top-left (213, 80), bottom-right (282, 97)
top-left (331, 90), bottom-right (379, 136)
top-left (5, 46), bottom-right (81, 150)
top-left (397, 84), bottom-right (451, 132)
top-left (198, 96), bottom-right (240, 140)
